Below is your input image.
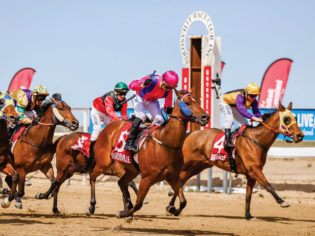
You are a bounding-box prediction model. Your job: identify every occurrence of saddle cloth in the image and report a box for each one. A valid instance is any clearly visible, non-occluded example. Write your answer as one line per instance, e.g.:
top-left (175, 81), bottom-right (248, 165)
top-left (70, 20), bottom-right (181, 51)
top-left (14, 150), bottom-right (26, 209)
top-left (71, 133), bottom-right (91, 157)
top-left (111, 123), bottom-right (158, 164)
top-left (10, 125), bottom-right (27, 153)
top-left (209, 125), bottom-right (246, 162)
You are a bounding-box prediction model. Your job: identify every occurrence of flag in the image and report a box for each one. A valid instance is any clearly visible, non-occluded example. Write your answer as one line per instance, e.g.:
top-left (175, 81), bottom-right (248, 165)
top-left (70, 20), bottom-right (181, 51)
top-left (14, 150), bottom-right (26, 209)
top-left (258, 58), bottom-right (293, 108)
top-left (8, 68), bottom-right (36, 92)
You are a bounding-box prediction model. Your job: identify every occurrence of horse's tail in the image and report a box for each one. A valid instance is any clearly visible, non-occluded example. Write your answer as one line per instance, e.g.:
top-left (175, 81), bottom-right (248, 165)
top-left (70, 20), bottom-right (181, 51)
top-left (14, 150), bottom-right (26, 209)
top-left (52, 135), bottom-right (66, 154)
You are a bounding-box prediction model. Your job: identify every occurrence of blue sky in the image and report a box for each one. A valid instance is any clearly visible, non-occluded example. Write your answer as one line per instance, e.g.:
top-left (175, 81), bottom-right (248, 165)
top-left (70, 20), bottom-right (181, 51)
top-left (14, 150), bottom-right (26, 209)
top-left (1, 0), bottom-right (314, 113)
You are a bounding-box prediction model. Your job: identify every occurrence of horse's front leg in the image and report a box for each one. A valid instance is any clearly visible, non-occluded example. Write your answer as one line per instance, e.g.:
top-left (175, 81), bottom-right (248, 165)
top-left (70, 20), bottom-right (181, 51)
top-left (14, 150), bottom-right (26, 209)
top-left (15, 168), bottom-right (26, 209)
top-left (167, 176), bottom-right (186, 216)
top-left (117, 176), bottom-right (152, 219)
top-left (250, 166), bottom-right (289, 208)
top-left (245, 176), bottom-right (256, 220)
top-left (35, 162), bottom-right (56, 199)
top-left (0, 163), bottom-right (19, 208)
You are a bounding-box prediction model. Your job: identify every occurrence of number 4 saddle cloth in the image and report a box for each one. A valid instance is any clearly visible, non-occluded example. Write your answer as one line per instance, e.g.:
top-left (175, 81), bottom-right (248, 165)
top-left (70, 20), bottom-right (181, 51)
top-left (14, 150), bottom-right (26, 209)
top-left (209, 125), bottom-right (246, 162)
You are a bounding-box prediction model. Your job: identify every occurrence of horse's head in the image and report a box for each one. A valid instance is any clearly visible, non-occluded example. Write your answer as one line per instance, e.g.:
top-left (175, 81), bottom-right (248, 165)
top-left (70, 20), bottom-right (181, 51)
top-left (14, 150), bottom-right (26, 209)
top-left (0, 92), bottom-right (19, 126)
top-left (50, 93), bottom-right (79, 131)
top-left (278, 102), bottom-right (304, 143)
top-left (173, 89), bottom-right (210, 126)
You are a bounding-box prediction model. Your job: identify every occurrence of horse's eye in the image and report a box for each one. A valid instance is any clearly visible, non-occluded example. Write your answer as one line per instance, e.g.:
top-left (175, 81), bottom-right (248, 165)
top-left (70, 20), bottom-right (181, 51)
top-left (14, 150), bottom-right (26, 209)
top-left (185, 102), bottom-right (191, 106)
top-left (283, 116), bottom-right (291, 125)
top-left (0, 99), bottom-right (4, 106)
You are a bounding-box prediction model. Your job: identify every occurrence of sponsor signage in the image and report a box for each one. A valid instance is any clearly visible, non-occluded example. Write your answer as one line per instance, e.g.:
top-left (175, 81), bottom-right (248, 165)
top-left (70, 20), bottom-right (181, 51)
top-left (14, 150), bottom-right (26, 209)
top-left (261, 108), bottom-right (315, 141)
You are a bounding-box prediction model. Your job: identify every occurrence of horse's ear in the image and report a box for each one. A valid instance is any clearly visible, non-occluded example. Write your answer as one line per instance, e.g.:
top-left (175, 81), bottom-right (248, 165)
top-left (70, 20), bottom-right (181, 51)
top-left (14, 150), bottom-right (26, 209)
top-left (174, 89), bottom-right (180, 97)
top-left (278, 102), bottom-right (285, 111)
top-left (287, 102), bottom-right (293, 110)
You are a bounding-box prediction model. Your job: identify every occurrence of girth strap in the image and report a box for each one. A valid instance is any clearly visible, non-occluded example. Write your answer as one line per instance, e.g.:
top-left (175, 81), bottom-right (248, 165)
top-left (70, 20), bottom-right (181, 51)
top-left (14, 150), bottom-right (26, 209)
top-left (238, 134), bottom-right (268, 152)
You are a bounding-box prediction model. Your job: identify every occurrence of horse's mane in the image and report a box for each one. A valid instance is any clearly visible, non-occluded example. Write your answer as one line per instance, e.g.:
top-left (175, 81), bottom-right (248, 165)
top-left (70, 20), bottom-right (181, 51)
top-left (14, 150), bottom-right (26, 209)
top-left (252, 109), bottom-right (278, 128)
top-left (36, 100), bottom-right (52, 118)
top-left (178, 90), bottom-right (189, 95)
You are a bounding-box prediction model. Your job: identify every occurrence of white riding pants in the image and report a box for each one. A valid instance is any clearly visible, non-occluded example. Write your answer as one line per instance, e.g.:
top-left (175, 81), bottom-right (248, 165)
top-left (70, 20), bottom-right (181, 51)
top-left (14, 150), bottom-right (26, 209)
top-left (132, 93), bottom-right (164, 125)
top-left (219, 100), bottom-right (248, 129)
top-left (90, 107), bottom-right (114, 141)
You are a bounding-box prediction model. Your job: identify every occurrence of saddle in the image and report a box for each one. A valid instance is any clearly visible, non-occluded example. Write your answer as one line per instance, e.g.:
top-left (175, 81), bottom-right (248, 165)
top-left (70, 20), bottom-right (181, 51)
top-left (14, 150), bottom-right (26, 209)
top-left (111, 123), bottom-right (158, 164)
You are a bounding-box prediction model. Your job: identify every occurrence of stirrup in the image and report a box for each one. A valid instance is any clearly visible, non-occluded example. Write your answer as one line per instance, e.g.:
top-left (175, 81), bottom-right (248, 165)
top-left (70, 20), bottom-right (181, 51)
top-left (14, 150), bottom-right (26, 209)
top-left (124, 144), bottom-right (137, 152)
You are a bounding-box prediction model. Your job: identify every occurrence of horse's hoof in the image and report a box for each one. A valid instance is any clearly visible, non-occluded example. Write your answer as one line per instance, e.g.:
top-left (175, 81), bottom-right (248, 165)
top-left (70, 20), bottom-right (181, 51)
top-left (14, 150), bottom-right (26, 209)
top-left (53, 209), bottom-right (60, 215)
top-left (166, 206), bottom-right (176, 215)
top-left (168, 190), bottom-right (174, 196)
top-left (143, 199), bottom-right (149, 204)
top-left (1, 197), bottom-right (11, 208)
top-left (14, 201), bottom-right (22, 209)
top-left (116, 211), bottom-right (122, 218)
top-left (280, 201), bottom-right (290, 208)
top-left (35, 193), bottom-right (42, 199)
top-left (85, 208), bottom-right (91, 216)
top-left (124, 216), bottom-right (133, 223)
top-left (0, 188), bottom-right (9, 195)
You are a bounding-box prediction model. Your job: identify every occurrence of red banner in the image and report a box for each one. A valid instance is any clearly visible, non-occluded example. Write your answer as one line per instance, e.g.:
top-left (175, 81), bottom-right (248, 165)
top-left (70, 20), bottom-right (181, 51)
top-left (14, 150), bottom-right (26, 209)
top-left (221, 61), bottom-right (225, 73)
top-left (258, 58), bottom-right (293, 108)
top-left (203, 66), bottom-right (212, 129)
top-left (8, 68), bottom-right (36, 92)
top-left (181, 68), bottom-right (190, 92)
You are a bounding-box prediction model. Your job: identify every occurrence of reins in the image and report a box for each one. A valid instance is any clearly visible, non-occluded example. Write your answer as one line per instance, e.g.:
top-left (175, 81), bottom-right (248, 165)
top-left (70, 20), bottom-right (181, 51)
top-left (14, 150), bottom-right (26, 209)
top-left (260, 122), bottom-right (291, 137)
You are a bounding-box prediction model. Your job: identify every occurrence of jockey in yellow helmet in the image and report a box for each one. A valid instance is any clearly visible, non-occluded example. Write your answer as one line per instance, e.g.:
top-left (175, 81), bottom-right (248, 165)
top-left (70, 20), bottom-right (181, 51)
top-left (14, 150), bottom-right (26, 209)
top-left (220, 83), bottom-right (263, 150)
top-left (10, 85), bottom-right (49, 125)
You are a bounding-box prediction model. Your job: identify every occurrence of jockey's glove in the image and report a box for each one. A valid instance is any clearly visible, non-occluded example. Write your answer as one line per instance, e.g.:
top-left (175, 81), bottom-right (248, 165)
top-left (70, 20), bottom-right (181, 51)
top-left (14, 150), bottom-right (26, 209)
top-left (164, 107), bottom-right (173, 115)
top-left (143, 78), bottom-right (152, 87)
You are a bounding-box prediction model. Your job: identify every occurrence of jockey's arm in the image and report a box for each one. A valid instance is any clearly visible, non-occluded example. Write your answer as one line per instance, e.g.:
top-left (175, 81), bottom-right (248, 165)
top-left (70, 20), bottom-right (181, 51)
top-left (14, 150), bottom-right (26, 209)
top-left (251, 100), bottom-right (262, 118)
top-left (235, 94), bottom-right (253, 119)
top-left (121, 102), bottom-right (128, 120)
top-left (104, 96), bottom-right (120, 120)
top-left (164, 90), bottom-right (173, 108)
top-left (16, 106), bottom-right (32, 124)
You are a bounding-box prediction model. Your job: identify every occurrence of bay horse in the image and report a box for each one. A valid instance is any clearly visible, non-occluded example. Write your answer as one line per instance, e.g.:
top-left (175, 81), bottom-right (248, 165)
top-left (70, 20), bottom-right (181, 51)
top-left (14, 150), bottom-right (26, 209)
top-left (0, 92), bottom-right (19, 208)
top-left (36, 132), bottom-right (144, 214)
top-left (87, 89), bottom-right (209, 219)
top-left (8, 95), bottom-right (79, 209)
top-left (167, 102), bottom-right (304, 220)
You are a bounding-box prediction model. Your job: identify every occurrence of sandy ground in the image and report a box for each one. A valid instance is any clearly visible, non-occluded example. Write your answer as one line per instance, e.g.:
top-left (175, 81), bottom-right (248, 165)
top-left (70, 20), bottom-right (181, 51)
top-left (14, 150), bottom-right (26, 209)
top-left (0, 158), bottom-right (315, 236)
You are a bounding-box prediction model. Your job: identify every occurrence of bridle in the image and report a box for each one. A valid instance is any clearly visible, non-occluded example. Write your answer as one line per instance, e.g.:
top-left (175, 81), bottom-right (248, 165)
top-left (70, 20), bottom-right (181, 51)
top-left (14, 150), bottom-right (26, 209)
top-left (38, 100), bottom-right (69, 126)
top-left (169, 93), bottom-right (198, 122)
top-left (260, 109), bottom-right (297, 138)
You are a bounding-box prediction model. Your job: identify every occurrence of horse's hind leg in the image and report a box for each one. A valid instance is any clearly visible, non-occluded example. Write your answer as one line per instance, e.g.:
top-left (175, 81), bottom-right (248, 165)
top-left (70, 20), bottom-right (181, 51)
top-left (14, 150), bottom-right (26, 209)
top-left (250, 167), bottom-right (289, 207)
top-left (117, 171), bottom-right (138, 213)
top-left (245, 176), bottom-right (256, 220)
top-left (87, 165), bottom-right (103, 215)
top-left (0, 163), bottom-right (19, 208)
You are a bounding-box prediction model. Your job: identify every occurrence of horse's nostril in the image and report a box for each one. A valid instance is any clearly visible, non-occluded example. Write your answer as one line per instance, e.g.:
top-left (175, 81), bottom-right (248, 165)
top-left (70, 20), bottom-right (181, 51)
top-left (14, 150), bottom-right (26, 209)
top-left (297, 134), bottom-right (304, 141)
top-left (201, 114), bottom-right (210, 122)
top-left (72, 120), bottom-right (79, 126)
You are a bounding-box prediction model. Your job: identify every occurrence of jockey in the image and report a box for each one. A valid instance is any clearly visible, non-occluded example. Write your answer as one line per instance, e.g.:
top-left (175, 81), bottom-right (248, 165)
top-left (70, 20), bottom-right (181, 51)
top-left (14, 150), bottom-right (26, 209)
top-left (10, 85), bottom-right (49, 125)
top-left (124, 70), bottom-right (179, 152)
top-left (8, 85), bottom-right (49, 140)
top-left (220, 82), bottom-right (263, 150)
top-left (89, 82), bottom-right (129, 157)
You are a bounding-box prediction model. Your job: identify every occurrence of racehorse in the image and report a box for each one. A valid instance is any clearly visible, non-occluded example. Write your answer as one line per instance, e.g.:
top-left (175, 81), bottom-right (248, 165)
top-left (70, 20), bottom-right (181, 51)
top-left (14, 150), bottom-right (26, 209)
top-left (167, 102), bottom-right (304, 220)
top-left (36, 131), bottom-right (144, 214)
top-left (0, 92), bottom-right (19, 208)
top-left (87, 89), bottom-right (209, 219)
top-left (8, 95), bottom-right (79, 209)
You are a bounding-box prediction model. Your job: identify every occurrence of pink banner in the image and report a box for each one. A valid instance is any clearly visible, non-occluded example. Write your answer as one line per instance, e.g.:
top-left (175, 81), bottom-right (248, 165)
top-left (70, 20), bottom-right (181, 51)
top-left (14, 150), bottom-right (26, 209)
top-left (258, 58), bottom-right (293, 108)
top-left (8, 68), bottom-right (36, 92)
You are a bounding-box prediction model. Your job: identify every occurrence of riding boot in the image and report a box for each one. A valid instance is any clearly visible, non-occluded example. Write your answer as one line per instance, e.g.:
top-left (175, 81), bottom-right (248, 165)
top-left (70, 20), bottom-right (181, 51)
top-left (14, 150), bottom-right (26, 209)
top-left (124, 117), bottom-right (142, 152)
top-left (224, 128), bottom-right (234, 150)
top-left (88, 140), bottom-right (96, 160)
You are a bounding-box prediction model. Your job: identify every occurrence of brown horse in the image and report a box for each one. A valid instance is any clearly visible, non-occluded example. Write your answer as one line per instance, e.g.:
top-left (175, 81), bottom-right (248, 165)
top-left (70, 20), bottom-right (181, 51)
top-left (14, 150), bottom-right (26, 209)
top-left (167, 102), bottom-right (304, 220)
top-left (87, 89), bottom-right (209, 219)
top-left (36, 131), bottom-right (144, 214)
top-left (0, 92), bottom-right (19, 208)
top-left (9, 95), bottom-right (79, 209)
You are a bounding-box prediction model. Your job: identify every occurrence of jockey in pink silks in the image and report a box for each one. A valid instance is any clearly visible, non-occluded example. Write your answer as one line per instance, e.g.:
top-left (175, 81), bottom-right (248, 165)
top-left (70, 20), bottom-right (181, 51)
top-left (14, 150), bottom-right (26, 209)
top-left (124, 70), bottom-right (179, 152)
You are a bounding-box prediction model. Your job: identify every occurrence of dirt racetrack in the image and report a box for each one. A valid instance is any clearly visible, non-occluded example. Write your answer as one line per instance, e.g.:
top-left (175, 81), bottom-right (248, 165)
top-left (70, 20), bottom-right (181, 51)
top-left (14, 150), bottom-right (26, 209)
top-left (1, 158), bottom-right (315, 236)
